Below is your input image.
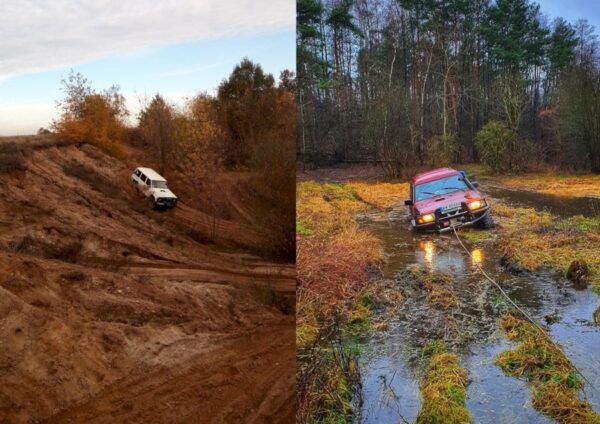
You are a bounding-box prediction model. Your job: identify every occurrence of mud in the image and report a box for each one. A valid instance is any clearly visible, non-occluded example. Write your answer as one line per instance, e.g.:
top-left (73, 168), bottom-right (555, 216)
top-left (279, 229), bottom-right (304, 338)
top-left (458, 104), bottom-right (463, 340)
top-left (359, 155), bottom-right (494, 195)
top-left (0, 140), bottom-right (295, 423)
top-left (355, 187), bottom-right (600, 423)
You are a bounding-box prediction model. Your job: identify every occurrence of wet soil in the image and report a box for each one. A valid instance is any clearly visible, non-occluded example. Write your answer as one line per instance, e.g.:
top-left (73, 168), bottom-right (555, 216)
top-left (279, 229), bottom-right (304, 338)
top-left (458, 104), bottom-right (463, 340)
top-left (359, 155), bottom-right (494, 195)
top-left (356, 187), bottom-right (600, 423)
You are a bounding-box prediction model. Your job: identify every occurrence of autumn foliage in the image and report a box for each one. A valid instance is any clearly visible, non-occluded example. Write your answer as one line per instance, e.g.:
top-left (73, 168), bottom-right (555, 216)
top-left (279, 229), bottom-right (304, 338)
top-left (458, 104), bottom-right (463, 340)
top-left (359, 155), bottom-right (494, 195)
top-left (136, 60), bottom-right (296, 260)
top-left (52, 71), bottom-right (127, 159)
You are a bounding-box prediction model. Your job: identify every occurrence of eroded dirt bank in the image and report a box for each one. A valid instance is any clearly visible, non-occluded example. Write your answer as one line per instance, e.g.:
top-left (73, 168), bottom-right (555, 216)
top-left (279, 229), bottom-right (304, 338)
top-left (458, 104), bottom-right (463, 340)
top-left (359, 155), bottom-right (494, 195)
top-left (0, 140), bottom-right (295, 423)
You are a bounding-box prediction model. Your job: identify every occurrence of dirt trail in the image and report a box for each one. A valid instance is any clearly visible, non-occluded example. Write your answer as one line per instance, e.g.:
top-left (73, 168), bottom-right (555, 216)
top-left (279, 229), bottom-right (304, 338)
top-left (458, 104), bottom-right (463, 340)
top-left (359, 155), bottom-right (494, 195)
top-left (45, 324), bottom-right (294, 424)
top-left (0, 138), bottom-right (294, 423)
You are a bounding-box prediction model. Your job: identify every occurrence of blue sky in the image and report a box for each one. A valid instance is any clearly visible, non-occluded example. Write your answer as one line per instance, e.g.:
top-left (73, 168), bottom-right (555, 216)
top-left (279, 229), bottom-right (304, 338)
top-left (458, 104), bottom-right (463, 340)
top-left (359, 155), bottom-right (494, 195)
top-left (0, 1), bottom-right (294, 135)
top-left (537, 0), bottom-right (600, 30)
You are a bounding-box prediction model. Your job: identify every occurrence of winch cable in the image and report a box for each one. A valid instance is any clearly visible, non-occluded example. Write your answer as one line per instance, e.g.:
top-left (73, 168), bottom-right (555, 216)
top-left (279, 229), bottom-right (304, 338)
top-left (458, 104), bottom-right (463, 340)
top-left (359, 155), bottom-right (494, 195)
top-left (450, 223), bottom-right (600, 397)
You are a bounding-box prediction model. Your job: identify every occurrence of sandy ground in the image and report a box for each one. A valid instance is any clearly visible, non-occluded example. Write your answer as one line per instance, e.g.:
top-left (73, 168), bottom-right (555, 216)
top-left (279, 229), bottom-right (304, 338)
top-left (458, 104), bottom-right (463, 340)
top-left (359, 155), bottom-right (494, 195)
top-left (0, 140), bottom-right (295, 423)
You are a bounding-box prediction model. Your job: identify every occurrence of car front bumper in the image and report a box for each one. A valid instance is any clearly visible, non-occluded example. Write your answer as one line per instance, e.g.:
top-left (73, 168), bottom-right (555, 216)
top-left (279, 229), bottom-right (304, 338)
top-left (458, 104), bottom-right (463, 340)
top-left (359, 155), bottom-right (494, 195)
top-left (155, 198), bottom-right (178, 208)
top-left (413, 206), bottom-right (490, 232)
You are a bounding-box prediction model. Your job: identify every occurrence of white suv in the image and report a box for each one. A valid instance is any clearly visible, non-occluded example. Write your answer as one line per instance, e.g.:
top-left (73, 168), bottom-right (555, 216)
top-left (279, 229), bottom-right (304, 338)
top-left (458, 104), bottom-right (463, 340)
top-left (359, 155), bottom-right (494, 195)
top-left (131, 167), bottom-right (178, 209)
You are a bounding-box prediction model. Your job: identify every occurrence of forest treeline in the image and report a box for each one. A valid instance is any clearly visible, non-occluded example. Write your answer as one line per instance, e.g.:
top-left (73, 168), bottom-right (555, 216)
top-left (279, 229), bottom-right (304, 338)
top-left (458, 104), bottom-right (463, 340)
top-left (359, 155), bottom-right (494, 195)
top-left (51, 59), bottom-right (296, 260)
top-left (297, 0), bottom-right (600, 175)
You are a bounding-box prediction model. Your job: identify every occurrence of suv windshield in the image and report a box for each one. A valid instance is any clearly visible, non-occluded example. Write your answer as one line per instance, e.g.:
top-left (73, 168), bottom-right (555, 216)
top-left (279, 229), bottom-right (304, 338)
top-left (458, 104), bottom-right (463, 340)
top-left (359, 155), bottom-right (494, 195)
top-left (152, 181), bottom-right (168, 189)
top-left (415, 174), bottom-right (467, 201)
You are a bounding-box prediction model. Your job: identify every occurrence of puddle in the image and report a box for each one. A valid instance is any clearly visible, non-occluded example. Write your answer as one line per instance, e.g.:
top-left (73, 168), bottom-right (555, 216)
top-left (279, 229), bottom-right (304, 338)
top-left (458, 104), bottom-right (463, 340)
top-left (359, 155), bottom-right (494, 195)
top-left (358, 348), bottom-right (421, 424)
top-left (550, 290), bottom-right (600, 412)
top-left (485, 185), bottom-right (600, 218)
top-left (464, 338), bottom-right (554, 424)
top-left (356, 187), bottom-right (600, 422)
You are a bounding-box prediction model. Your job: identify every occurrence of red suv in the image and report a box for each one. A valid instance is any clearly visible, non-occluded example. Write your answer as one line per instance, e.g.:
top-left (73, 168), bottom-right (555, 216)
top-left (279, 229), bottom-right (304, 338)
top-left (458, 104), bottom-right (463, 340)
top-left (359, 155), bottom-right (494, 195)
top-left (404, 168), bottom-right (494, 232)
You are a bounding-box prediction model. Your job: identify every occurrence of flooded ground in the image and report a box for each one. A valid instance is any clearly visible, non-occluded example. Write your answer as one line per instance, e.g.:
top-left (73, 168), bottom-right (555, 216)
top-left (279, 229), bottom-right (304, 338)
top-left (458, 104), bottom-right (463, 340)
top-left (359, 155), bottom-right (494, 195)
top-left (485, 184), bottom-right (600, 218)
top-left (356, 187), bottom-right (600, 423)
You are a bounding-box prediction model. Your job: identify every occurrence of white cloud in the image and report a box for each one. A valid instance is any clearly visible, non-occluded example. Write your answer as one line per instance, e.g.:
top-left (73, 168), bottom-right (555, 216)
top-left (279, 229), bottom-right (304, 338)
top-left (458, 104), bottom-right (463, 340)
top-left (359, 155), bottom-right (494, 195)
top-left (0, 0), bottom-right (294, 80)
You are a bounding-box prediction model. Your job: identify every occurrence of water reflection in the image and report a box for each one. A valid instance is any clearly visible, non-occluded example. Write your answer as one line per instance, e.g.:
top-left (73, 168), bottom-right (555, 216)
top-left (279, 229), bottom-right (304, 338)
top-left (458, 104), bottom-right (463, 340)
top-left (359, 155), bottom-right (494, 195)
top-left (471, 248), bottom-right (484, 267)
top-left (419, 240), bottom-right (435, 269)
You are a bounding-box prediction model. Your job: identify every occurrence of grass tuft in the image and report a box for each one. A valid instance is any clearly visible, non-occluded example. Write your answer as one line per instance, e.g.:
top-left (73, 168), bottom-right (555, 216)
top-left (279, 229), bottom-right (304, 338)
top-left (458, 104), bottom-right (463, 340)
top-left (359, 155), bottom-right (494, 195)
top-left (497, 313), bottom-right (600, 424)
top-left (495, 204), bottom-right (600, 288)
top-left (417, 341), bottom-right (471, 424)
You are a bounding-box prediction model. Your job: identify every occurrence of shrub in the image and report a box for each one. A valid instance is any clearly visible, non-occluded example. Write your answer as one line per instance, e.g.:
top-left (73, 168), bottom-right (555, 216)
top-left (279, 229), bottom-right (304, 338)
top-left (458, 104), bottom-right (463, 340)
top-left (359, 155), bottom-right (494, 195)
top-left (52, 71), bottom-right (127, 160)
top-left (475, 121), bottom-right (531, 173)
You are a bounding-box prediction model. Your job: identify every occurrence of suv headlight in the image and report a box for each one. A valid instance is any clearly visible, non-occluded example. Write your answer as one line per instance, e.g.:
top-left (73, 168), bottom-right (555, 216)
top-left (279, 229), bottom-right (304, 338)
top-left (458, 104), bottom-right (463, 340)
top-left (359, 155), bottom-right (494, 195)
top-left (417, 213), bottom-right (435, 224)
top-left (468, 199), bottom-right (486, 211)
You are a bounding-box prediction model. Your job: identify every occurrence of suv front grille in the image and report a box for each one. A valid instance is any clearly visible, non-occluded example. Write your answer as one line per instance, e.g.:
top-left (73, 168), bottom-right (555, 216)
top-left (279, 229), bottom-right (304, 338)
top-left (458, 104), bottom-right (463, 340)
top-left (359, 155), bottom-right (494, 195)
top-left (442, 202), bottom-right (461, 212)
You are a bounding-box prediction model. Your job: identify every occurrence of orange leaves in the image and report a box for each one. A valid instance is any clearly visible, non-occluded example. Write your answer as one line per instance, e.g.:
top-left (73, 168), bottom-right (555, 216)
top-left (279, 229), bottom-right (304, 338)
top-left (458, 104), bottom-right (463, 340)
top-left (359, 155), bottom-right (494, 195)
top-left (53, 72), bottom-right (127, 159)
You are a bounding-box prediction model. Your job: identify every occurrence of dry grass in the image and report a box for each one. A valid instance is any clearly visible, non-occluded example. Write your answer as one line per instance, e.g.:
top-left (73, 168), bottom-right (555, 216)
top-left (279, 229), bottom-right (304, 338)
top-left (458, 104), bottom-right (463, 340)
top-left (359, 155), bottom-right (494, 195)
top-left (0, 152), bottom-right (27, 173)
top-left (297, 182), bottom-right (383, 324)
top-left (497, 313), bottom-right (600, 424)
top-left (296, 181), bottom-right (366, 236)
top-left (494, 204), bottom-right (600, 287)
top-left (417, 341), bottom-right (471, 424)
top-left (297, 180), bottom-right (386, 423)
top-left (496, 174), bottom-right (600, 198)
top-left (457, 163), bottom-right (600, 198)
top-left (345, 181), bottom-right (409, 209)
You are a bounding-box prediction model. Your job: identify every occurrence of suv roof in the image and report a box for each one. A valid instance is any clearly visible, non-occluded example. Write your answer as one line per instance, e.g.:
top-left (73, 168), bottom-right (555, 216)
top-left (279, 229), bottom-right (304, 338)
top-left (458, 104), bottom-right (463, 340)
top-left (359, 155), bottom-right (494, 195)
top-left (412, 167), bottom-right (459, 185)
top-left (136, 167), bottom-right (167, 182)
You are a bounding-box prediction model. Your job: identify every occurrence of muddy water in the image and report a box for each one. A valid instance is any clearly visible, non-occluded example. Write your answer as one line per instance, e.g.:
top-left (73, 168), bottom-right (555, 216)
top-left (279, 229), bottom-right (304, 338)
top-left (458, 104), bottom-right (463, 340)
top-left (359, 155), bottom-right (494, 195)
top-left (356, 189), bottom-right (600, 423)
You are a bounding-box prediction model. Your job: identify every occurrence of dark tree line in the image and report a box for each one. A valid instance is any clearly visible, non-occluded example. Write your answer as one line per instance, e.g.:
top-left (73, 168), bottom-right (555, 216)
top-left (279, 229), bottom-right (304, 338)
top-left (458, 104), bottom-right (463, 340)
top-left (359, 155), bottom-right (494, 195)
top-left (298, 0), bottom-right (600, 174)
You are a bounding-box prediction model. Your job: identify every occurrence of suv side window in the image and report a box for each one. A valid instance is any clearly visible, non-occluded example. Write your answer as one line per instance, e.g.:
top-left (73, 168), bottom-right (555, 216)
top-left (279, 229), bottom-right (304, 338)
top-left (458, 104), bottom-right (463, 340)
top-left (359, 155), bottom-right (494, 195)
top-left (141, 174), bottom-right (147, 183)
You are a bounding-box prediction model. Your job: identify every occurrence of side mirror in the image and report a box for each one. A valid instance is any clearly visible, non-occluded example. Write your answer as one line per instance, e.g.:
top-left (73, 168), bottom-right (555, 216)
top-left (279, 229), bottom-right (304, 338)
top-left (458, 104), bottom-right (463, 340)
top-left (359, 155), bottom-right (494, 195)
top-left (404, 199), bottom-right (413, 206)
top-left (472, 181), bottom-right (479, 188)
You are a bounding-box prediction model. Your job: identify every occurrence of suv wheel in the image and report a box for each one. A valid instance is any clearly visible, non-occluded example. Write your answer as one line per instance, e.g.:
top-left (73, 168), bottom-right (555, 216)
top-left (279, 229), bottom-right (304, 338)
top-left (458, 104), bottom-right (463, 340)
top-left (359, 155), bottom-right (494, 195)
top-left (477, 211), bottom-right (495, 229)
top-left (148, 197), bottom-right (156, 210)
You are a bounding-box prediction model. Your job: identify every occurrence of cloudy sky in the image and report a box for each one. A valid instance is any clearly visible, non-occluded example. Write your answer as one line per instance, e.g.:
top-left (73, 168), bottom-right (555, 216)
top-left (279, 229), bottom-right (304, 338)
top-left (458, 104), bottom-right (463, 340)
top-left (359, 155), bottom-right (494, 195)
top-left (0, 0), bottom-right (295, 135)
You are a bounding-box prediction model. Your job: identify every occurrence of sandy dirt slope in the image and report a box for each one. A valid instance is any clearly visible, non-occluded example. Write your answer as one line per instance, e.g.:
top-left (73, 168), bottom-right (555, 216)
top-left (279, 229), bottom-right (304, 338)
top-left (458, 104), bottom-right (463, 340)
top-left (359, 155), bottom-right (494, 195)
top-left (0, 140), bottom-right (294, 423)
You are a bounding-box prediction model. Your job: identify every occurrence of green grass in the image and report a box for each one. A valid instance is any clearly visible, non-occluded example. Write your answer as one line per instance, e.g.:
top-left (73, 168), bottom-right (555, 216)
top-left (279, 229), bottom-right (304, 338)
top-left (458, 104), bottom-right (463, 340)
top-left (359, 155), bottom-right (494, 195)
top-left (462, 229), bottom-right (496, 244)
top-left (416, 341), bottom-right (471, 424)
top-left (297, 220), bottom-right (313, 235)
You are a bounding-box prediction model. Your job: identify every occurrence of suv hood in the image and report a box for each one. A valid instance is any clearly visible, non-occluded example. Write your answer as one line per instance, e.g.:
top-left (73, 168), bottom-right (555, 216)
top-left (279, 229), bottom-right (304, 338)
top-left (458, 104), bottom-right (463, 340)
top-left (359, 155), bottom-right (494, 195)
top-left (415, 189), bottom-right (479, 214)
top-left (151, 188), bottom-right (178, 199)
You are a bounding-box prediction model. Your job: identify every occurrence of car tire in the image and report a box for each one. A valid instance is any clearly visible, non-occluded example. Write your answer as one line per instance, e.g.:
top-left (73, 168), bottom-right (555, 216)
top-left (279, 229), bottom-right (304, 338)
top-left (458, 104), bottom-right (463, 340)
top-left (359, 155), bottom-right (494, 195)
top-left (477, 211), bottom-right (495, 229)
top-left (148, 197), bottom-right (156, 210)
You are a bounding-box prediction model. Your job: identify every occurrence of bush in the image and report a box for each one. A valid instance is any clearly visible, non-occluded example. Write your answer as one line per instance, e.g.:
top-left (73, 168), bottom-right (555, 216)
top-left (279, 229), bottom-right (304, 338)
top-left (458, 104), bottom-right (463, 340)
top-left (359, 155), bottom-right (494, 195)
top-left (475, 121), bottom-right (531, 173)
